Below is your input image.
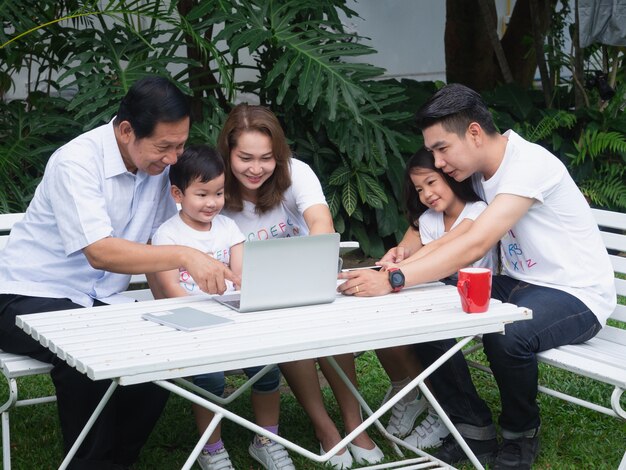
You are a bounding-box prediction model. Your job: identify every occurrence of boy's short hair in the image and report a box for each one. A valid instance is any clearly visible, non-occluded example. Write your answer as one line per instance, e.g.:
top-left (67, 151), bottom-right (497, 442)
top-left (415, 83), bottom-right (498, 137)
top-left (169, 145), bottom-right (224, 192)
top-left (113, 75), bottom-right (190, 139)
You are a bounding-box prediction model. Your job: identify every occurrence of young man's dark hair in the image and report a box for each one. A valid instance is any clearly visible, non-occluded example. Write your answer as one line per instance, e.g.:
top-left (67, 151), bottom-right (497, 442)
top-left (113, 75), bottom-right (190, 139)
top-left (415, 83), bottom-right (499, 137)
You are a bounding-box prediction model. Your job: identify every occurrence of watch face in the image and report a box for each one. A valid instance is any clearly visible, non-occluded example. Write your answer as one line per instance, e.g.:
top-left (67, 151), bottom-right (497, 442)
top-left (389, 270), bottom-right (405, 288)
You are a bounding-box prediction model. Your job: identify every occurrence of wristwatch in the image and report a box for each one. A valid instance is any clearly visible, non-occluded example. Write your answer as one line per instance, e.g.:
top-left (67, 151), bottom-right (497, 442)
top-left (387, 267), bottom-right (405, 293)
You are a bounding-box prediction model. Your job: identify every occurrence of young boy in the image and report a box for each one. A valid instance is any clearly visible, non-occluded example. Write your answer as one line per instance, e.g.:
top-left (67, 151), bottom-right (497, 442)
top-left (338, 84), bottom-right (616, 469)
top-left (150, 145), bottom-right (294, 470)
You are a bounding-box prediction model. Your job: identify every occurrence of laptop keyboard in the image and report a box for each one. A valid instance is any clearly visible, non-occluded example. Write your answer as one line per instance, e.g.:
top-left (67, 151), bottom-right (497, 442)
top-left (221, 299), bottom-right (241, 309)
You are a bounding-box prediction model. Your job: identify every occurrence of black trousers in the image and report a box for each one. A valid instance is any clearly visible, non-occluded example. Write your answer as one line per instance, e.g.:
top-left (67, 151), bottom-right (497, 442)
top-left (0, 294), bottom-right (170, 470)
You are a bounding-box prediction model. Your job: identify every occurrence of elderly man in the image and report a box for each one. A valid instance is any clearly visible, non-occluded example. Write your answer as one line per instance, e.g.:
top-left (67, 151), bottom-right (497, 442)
top-left (0, 76), bottom-right (237, 469)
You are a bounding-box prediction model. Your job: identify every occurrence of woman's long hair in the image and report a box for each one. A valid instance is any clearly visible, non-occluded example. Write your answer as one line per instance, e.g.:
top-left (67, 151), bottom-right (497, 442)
top-left (217, 104), bottom-right (292, 213)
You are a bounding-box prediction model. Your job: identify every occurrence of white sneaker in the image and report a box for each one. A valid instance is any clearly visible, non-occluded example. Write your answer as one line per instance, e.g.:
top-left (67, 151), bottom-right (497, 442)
top-left (403, 409), bottom-right (450, 449)
top-left (386, 392), bottom-right (427, 438)
top-left (197, 447), bottom-right (235, 470)
top-left (249, 435), bottom-right (296, 470)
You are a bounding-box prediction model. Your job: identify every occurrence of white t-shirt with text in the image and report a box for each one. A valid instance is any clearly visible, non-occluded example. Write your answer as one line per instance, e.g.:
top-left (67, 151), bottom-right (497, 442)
top-left (152, 213), bottom-right (244, 295)
top-left (222, 158), bottom-right (328, 241)
top-left (419, 201), bottom-right (497, 271)
top-left (481, 130), bottom-right (615, 324)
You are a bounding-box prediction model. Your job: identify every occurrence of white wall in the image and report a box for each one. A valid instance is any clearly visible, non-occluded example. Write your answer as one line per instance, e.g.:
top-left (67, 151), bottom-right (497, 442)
top-left (342, 0), bottom-right (516, 81)
top-left (343, 0), bottom-right (447, 81)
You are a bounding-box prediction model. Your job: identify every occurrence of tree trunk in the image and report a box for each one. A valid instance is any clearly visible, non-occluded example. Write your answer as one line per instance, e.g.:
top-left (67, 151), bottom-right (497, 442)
top-left (445, 0), bottom-right (554, 90)
top-left (500, 0), bottom-right (554, 87)
top-left (445, 0), bottom-right (499, 90)
top-left (177, 0), bottom-right (228, 121)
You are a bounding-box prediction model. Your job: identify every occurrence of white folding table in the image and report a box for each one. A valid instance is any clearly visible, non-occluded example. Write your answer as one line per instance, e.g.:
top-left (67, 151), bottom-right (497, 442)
top-left (16, 282), bottom-right (531, 469)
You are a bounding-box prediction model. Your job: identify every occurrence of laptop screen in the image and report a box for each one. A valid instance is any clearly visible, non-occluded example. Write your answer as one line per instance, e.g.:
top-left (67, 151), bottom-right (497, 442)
top-left (215, 233), bottom-right (341, 312)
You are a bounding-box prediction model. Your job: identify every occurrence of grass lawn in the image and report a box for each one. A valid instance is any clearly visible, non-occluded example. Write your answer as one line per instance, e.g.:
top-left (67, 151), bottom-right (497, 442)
top-left (2, 349), bottom-right (624, 469)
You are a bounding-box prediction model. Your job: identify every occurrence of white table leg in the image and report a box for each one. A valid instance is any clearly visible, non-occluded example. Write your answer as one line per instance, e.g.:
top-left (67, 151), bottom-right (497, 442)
top-left (324, 356), bottom-right (405, 457)
top-left (172, 363), bottom-right (277, 406)
top-left (181, 410), bottom-right (224, 470)
top-left (329, 335), bottom-right (484, 470)
top-left (58, 381), bottom-right (118, 470)
top-left (413, 335), bottom-right (485, 470)
top-left (154, 379), bottom-right (332, 466)
top-left (156, 335), bottom-right (481, 470)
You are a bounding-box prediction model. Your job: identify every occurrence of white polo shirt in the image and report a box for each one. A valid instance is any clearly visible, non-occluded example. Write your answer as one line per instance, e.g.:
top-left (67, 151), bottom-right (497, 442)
top-left (0, 120), bottom-right (176, 306)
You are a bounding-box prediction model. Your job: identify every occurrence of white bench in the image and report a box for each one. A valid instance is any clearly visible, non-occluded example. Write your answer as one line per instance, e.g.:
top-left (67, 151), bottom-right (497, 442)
top-left (465, 208), bottom-right (626, 469)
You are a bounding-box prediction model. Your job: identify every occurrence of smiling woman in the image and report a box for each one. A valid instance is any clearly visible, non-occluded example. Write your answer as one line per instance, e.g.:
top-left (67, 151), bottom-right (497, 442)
top-left (218, 104), bottom-right (292, 215)
top-left (215, 103), bottom-right (385, 468)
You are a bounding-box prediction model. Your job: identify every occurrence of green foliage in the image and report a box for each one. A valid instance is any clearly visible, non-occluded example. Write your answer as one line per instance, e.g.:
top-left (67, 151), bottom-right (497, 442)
top-left (486, 81), bottom-right (626, 212)
top-left (1, 1), bottom-right (624, 255)
top-left (0, 98), bottom-right (81, 212)
top-left (522, 110), bottom-right (577, 143)
top-left (578, 163), bottom-right (626, 209)
top-left (0, 0), bottom-right (415, 256)
top-left (571, 130), bottom-right (626, 164)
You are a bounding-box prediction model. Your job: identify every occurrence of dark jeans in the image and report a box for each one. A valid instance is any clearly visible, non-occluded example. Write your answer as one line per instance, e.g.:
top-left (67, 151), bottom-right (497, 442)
top-left (0, 294), bottom-right (170, 470)
top-left (413, 275), bottom-right (602, 439)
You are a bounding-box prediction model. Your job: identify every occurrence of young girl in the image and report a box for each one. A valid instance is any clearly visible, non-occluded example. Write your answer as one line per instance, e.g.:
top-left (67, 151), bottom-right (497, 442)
top-left (376, 148), bottom-right (497, 449)
top-left (387, 148), bottom-right (497, 270)
top-left (150, 145), bottom-right (292, 470)
top-left (218, 103), bottom-right (384, 468)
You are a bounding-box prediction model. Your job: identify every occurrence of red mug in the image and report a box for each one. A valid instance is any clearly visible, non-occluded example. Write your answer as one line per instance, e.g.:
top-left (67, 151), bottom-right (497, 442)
top-left (457, 268), bottom-right (492, 313)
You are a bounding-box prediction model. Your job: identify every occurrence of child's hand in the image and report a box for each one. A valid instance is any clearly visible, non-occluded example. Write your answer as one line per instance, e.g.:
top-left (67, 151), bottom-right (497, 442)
top-left (378, 246), bottom-right (407, 264)
top-left (184, 250), bottom-right (241, 295)
top-left (376, 261), bottom-right (399, 272)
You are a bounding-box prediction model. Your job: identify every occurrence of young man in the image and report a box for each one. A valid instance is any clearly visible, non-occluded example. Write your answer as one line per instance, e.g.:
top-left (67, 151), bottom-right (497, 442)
top-left (0, 76), bottom-right (238, 469)
top-left (338, 83), bottom-right (616, 469)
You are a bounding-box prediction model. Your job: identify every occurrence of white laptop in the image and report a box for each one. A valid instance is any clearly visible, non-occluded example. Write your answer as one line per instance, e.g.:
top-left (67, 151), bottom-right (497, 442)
top-left (213, 233), bottom-right (340, 312)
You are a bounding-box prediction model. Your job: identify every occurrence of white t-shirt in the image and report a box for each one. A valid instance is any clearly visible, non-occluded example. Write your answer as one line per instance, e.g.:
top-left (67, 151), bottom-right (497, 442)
top-left (0, 120), bottom-right (176, 307)
top-left (152, 213), bottom-right (245, 295)
top-left (222, 159), bottom-right (328, 241)
top-left (481, 130), bottom-right (616, 324)
top-left (419, 201), bottom-right (497, 271)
